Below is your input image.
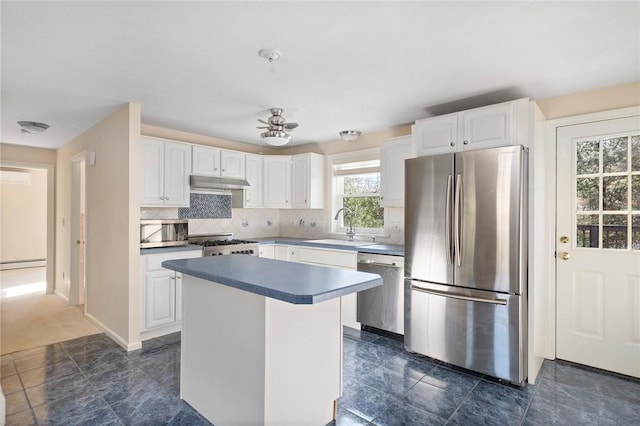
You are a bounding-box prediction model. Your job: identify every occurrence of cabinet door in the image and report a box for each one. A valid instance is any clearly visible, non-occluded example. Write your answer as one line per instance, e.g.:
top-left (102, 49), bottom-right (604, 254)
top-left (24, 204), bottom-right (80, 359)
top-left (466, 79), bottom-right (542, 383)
top-left (220, 150), bottom-right (246, 179)
top-left (140, 138), bottom-right (165, 206)
top-left (291, 154), bottom-right (309, 208)
top-left (192, 145), bottom-right (220, 176)
top-left (244, 154), bottom-right (263, 208)
top-left (274, 245), bottom-right (290, 261)
top-left (459, 101), bottom-right (514, 151)
top-left (380, 135), bottom-right (413, 207)
top-left (263, 156), bottom-right (291, 208)
top-left (258, 245), bottom-right (274, 259)
top-left (412, 113), bottom-right (458, 156)
top-left (145, 270), bottom-right (176, 329)
top-left (163, 141), bottom-right (191, 207)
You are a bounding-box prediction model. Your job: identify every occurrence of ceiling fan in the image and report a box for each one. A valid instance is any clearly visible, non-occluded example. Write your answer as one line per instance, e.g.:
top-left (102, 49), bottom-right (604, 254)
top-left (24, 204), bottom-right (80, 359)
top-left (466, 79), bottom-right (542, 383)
top-left (257, 108), bottom-right (299, 146)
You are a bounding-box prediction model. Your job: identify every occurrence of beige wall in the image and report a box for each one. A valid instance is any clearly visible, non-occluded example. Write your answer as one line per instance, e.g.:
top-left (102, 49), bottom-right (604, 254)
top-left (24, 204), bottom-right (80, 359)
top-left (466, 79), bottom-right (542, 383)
top-left (537, 81), bottom-right (640, 119)
top-left (0, 143), bottom-right (57, 165)
top-left (56, 103), bottom-right (140, 348)
top-left (1, 168), bottom-right (47, 263)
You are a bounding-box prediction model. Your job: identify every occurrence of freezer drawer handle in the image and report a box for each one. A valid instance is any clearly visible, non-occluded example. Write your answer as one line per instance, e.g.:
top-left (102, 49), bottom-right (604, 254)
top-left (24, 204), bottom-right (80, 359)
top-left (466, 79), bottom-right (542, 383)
top-left (411, 285), bottom-right (508, 305)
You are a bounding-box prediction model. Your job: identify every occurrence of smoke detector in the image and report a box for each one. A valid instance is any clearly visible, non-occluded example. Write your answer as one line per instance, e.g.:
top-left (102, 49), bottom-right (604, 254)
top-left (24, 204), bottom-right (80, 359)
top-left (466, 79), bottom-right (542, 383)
top-left (259, 49), bottom-right (282, 63)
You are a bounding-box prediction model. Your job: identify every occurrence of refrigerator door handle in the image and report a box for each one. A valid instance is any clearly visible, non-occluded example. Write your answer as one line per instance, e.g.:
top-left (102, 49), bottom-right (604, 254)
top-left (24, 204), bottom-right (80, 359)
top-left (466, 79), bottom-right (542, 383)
top-left (411, 284), bottom-right (508, 305)
top-left (445, 174), bottom-right (453, 265)
top-left (454, 173), bottom-right (462, 266)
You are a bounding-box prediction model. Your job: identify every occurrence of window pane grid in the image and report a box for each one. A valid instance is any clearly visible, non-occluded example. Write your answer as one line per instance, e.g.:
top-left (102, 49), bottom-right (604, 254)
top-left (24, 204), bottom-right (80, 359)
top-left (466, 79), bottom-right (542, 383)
top-left (574, 134), bottom-right (639, 251)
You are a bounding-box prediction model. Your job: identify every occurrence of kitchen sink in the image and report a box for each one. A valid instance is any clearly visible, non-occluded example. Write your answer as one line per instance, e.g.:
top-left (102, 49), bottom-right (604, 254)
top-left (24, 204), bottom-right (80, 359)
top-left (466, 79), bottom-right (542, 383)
top-left (304, 239), bottom-right (372, 247)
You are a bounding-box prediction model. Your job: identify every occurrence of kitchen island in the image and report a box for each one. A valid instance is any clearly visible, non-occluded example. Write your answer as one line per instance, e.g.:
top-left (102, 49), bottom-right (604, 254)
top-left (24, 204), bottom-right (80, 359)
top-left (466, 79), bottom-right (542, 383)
top-left (162, 255), bottom-right (382, 426)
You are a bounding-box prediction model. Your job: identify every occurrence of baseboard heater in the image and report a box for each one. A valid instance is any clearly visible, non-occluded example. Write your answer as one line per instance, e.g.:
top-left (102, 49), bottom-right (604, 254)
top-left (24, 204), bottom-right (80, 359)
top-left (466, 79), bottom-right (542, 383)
top-left (0, 259), bottom-right (46, 270)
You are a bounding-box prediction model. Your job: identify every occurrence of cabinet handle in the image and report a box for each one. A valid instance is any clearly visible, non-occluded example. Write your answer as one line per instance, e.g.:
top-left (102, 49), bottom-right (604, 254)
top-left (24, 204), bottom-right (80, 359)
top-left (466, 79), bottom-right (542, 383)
top-left (463, 140), bottom-right (469, 145)
top-left (450, 141), bottom-right (455, 146)
top-left (166, 197), bottom-right (170, 200)
top-left (222, 169), bottom-right (226, 172)
top-left (214, 168), bottom-right (218, 171)
top-left (170, 276), bottom-right (175, 280)
top-left (286, 200), bottom-right (289, 203)
top-left (380, 196), bottom-right (384, 200)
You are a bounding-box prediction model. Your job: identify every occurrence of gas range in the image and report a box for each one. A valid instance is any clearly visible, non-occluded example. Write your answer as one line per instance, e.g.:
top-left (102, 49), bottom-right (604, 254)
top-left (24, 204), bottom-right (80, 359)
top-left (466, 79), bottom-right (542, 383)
top-left (188, 233), bottom-right (259, 257)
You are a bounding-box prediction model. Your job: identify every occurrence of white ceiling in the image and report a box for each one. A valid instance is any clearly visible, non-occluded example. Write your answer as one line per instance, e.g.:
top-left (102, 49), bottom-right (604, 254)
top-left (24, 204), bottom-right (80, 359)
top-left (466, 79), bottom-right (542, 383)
top-left (2, 1), bottom-right (639, 149)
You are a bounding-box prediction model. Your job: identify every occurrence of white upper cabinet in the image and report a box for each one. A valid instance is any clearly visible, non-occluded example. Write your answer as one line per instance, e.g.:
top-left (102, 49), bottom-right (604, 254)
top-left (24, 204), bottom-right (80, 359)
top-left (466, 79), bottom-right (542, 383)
top-left (140, 137), bottom-right (191, 207)
top-left (291, 153), bottom-right (325, 209)
top-left (413, 98), bottom-right (529, 157)
top-left (220, 149), bottom-right (245, 179)
top-left (380, 135), bottom-right (413, 207)
top-left (263, 156), bottom-right (291, 208)
top-left (412, 112), bottom-right (458, 156)
top-left (192, 145), bottom-right (220, 176)
top-left (192, 146), bottom-right (245, 179)
top-left (244, 153), bottom-right (263, 208)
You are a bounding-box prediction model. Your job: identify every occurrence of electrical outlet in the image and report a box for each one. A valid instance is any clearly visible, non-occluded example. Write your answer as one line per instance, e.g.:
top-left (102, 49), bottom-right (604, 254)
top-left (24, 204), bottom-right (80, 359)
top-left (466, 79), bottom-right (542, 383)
top-left (299, 219), bottom-right (305, 227)
top-left (241, 219), bottom-right (249, 227)
top-left (266, 219), bottom-right (273, 227)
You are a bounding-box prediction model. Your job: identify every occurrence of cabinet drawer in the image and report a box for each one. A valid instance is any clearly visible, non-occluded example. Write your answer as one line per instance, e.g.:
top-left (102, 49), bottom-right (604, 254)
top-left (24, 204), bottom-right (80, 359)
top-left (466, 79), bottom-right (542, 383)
top-left (297, 247), bottom-right (356, 269)
top-left (144, 250), bottom-right (202, 271)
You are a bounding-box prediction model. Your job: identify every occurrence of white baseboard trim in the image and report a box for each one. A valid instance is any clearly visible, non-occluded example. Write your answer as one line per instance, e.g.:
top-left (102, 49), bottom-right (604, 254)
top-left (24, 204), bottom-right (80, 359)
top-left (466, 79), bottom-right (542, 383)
top-left (55, 290), bottom-right (69, 303)
top-left (0, 260), bottom-right (46, 270)
top-left (85, 313), bottom-right (142, 352)
top-left (140, 323), bottom-right (181, 341)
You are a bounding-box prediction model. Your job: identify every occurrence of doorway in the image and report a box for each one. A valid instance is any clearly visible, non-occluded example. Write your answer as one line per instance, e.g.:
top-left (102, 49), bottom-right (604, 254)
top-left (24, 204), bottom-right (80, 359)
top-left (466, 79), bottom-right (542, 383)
top-left (555, 115), bottom-right (640, 378)
top-left (69, 153), bottom-right (86, 308)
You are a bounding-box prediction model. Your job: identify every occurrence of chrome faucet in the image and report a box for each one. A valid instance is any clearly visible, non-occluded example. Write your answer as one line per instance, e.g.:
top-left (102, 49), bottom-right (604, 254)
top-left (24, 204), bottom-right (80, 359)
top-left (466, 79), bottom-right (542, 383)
top-left (334, 207), bottom-right (356, 241)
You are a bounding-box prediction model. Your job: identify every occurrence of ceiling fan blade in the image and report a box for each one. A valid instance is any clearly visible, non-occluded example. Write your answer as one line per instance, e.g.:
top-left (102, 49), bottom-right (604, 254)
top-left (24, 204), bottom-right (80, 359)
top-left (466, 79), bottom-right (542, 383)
top-left (284, 123), bottom-right (299, 130)
top-left (257, 119), bottom-right (269, 125)
top-left (256, 126), bottom-right (269, 129)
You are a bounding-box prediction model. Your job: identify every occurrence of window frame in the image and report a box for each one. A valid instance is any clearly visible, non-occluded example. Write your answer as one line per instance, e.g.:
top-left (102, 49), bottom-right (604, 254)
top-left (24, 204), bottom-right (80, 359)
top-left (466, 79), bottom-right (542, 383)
top-left (327, 148), bottom-right (388, 237)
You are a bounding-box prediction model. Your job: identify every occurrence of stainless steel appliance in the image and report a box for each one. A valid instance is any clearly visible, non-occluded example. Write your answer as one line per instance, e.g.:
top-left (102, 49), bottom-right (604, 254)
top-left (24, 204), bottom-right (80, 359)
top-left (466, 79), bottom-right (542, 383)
top-left (140, 220), bottom-right (188, 248)
top-left (357, 252), bottom-right (404, 335)
top-left (189, 233), bottom-right (259, 257)
top-left (404, 145), bottom-right (527, 384)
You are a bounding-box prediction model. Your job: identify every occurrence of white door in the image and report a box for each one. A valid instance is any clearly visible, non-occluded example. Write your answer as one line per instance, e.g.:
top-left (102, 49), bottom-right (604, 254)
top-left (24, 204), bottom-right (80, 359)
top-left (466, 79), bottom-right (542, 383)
top-left (556, 115), bottom-right (640, 378)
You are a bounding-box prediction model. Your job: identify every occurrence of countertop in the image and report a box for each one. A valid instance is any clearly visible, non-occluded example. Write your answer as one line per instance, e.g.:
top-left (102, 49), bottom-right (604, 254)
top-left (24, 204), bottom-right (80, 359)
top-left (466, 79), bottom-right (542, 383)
top-left (140, 244), bottom-right (203, 255)
top-left (162, 255), bottom-right (382, 305)
top-left (254, 237), bottom-right (404, 256)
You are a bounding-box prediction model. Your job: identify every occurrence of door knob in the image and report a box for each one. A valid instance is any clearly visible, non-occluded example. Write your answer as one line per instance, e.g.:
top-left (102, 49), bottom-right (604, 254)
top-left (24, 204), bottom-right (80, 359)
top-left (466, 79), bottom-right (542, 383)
top-left (558, 252), bottom-right (570, 260)
top-left (560, 235), bottom-right (569, 243)
top-left (76, 240), bottom-right (82, 245)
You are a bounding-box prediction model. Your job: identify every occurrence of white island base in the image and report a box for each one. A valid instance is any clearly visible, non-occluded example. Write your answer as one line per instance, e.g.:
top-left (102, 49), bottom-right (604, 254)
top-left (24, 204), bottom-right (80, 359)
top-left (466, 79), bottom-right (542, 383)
top-left (181, 275), bottom-right (342, 426)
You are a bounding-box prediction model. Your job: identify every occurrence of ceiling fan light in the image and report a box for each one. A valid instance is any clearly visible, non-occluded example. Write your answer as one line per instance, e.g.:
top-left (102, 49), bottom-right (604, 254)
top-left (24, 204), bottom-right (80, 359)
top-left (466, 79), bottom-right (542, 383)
top-left (17, 121), bottom-right (50, 135)
top-left (261, 130), bottom-right (291, 146)
top-left (339, 130), bottom-right (361, 142)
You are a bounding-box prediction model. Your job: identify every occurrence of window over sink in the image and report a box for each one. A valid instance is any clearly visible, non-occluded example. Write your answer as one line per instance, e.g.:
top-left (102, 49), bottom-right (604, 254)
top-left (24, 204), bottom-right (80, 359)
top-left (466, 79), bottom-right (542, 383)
top-left (329, 148), bottom-right (385, 235)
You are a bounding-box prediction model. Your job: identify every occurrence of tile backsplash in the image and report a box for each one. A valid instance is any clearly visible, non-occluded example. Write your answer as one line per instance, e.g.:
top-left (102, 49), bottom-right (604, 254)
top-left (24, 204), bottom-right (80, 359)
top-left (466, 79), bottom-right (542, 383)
top-left (140, 206), bottom-right (404, 245)
top-left (178, 193), bottom-right (231, 219)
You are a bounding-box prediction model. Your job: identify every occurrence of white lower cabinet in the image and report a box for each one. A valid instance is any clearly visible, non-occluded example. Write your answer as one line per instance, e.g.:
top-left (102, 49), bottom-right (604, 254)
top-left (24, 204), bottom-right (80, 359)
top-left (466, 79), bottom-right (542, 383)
top-left (258, 244), bottom-right (275, 259)
top-left (289, 245), bottom-right (360, 329)
top-left (140, 249), bottom-right (201, 340)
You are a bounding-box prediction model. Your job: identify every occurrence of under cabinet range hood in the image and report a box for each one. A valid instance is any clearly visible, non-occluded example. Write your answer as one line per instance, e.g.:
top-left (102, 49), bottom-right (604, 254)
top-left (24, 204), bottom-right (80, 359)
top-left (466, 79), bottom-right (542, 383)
top-left (190, 175), bottom-right (250, 191)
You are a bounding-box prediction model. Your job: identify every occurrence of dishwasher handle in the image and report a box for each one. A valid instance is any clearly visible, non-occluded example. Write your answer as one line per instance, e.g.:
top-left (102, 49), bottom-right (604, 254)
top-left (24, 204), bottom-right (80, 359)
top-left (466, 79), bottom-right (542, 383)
top-left (357, 259), bottom-right (402, 268)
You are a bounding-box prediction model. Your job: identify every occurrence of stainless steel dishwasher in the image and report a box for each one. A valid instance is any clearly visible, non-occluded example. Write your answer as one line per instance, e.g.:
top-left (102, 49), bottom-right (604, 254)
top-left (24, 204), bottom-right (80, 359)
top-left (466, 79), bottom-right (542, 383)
top-left (356, 252), bottom-right (405, 335)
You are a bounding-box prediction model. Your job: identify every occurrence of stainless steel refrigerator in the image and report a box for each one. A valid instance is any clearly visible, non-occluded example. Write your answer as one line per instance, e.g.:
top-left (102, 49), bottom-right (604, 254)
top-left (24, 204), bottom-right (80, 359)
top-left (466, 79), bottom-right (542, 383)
top-left (404, 145), bottom-right (527, 384)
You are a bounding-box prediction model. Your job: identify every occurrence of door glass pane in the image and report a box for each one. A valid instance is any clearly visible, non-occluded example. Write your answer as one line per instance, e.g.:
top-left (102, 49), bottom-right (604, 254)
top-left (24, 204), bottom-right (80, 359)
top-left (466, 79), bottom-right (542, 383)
top-left (602, 137), bottom-right (628, 173)
top-left (577, 215), bottom-right (599, 248)
top-left (576, 177), bottom-right (599, 211)
top-left (602, 214), bottom-right (627, 249)
top-left (633, 215), bottom-right (640, 250)
top-left (576, 140), bottom-right (600, 174)
top-left (633, 175), bottom-right (640, 210)
top-left (603, 176), bottom-right (627, 210)
top-left (632, 135), bottom-right (640, 172)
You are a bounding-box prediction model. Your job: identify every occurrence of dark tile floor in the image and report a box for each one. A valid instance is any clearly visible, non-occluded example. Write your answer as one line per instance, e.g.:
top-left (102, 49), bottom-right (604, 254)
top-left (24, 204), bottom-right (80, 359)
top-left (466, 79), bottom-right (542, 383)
top-left (2, 328), bottom-right (639, 425)
top-left (334, 327), bottom-right (640, 425)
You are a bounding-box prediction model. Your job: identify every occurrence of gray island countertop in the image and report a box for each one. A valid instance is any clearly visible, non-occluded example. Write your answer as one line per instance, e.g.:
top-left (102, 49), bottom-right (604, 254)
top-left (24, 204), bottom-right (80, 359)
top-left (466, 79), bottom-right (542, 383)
top-left (162, 255), bottom-right (382, 304)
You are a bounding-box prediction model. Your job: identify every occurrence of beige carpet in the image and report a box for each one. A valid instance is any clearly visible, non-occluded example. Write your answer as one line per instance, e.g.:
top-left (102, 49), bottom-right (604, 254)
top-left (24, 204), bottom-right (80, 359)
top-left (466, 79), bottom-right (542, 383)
top-left (0, 267), bottom-right (101, 355)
